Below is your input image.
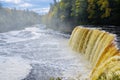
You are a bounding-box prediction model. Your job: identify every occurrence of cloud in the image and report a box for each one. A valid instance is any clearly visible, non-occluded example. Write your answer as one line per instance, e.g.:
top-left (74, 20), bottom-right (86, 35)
top-left (19, 3), bottom-right (33, 7)
top-left (32, 7), bottom-right (50, 14)
top-left (0, 0), bottom-right (53, 14)
top-left (28, 0), bottom-right (53, 2)
top-left (0, 0), bottom-right (21, 4)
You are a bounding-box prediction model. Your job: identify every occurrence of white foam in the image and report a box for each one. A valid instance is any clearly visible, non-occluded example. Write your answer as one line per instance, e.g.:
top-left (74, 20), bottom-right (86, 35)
top-left (0, 27), bottom-right (41, 43)
top-left (0, 56), bottom-right (32, 80)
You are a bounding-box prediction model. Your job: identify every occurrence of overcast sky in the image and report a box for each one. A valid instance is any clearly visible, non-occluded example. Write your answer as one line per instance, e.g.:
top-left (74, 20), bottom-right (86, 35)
top-left (0, 0), bottom-right (54, 14)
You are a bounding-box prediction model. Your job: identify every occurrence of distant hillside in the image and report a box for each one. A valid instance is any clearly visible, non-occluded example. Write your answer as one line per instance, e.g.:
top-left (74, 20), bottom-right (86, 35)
top-left (0, 7), bottom-right (41, 32)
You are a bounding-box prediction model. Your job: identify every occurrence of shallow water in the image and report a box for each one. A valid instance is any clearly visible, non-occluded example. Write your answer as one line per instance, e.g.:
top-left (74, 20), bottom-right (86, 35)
top-left (0, 24), bottom-right (91, 80)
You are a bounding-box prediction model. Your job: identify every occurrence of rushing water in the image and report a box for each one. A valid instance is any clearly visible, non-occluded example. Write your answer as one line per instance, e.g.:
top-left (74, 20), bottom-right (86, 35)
top-left (101, 26), bottom-right (120, 47)
top-left (0, 24), bottom-right (91, 80)
top-left (84, 26), bottom-right (120, 47)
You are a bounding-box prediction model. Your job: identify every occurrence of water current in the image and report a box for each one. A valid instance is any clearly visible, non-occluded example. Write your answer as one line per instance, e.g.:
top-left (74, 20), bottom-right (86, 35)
top-left (0, 24), bottom-right (91, 80)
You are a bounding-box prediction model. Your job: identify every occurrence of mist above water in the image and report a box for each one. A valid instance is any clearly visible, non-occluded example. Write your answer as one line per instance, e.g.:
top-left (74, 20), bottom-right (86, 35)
top-left (0, 7), bottom-right (41, 33)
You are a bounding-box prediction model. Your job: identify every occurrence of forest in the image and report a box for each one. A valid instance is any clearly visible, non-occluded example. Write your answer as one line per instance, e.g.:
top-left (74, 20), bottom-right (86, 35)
top-left (43, 0), bottom-right (120, 33)
top-left (0, 3), bottom-right (41, 32)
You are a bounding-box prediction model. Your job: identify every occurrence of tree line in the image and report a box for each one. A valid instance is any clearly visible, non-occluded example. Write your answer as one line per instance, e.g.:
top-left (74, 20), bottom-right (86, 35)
top-left (43, 0), bottom-right (120, 32)
top-left (0, 4), bottom-right (41, 32)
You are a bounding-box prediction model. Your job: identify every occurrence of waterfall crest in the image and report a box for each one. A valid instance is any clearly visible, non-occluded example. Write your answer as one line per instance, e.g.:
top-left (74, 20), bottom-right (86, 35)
top-left (69, 26), bottom-right (120, 80)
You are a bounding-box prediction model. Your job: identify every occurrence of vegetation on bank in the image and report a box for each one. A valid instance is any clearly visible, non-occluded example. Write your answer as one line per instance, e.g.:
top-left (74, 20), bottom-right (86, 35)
top-left (97, 72), bottom-right (120, 80)
top-left (0, 3), bottom-right (41, 32)
top-left (49, 77), bottom-right (61, 80)
top-left (43, 0), bottom-right (120, 32)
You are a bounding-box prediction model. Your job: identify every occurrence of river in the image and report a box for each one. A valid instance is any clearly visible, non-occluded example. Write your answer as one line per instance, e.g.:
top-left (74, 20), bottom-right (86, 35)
top-left (0, 24), bottom-right (91, 80)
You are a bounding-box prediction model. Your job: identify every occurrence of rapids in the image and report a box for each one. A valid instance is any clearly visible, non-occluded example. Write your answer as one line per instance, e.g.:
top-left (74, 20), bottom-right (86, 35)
top-left (0, 24), bottom-right (91, 80)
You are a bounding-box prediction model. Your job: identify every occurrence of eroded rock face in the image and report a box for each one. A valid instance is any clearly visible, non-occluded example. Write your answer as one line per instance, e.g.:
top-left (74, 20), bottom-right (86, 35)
top-left (69, 26), bottom-right (120, 80)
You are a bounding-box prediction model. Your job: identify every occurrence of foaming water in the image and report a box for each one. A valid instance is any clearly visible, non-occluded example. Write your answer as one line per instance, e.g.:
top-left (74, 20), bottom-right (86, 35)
top-left (0, 24), bottom-right (91, 80)
top-left (0, 27), bottom-right (40, 43)
top-left (0, 56), bottom-right (32, 80)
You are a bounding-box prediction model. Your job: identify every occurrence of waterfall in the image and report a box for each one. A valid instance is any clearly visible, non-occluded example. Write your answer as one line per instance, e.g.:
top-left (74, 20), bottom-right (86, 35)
top-left (69, 26), bottom-right (120, 80)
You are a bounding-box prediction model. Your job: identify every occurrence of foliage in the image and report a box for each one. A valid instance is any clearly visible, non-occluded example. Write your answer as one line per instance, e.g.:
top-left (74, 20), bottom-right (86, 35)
top-left (49, 77), bottom-right (62, 80)
top-left (88, 0), bottom-right (120, 25)
top-left (0, 6), bottom-right (41, 32)
top-left (42, 0), bottom-right (120, 33)
top-left (97, 72), bottom-right (120, 80)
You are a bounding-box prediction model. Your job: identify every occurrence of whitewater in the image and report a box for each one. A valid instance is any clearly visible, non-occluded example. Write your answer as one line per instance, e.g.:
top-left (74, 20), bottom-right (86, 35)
top-left (0, 24), bottom-right (91, 80)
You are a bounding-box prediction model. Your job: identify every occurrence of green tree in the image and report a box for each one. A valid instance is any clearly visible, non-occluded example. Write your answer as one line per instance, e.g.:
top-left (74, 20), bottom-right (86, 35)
top-left (71, 0), bottom-right (88, 25)
top-left (44, 0), bottom-right (120, 33)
